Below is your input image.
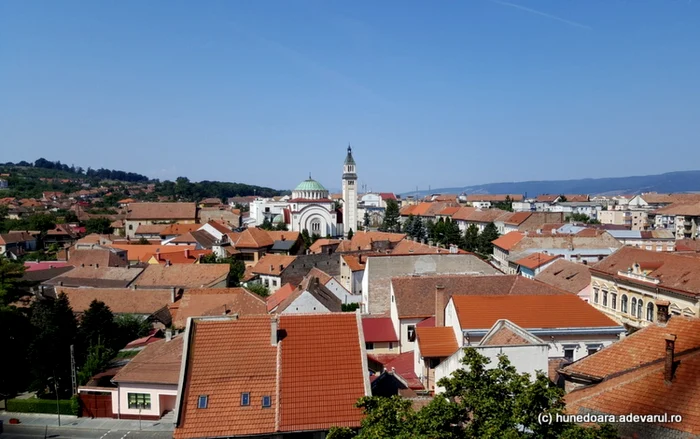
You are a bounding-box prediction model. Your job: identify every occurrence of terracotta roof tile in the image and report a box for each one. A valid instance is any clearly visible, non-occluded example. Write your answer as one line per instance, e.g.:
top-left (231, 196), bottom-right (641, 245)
top-left (133, 264), bottom-right (230, 289)
top-left (234, 227), bottom-right (274, 248)
top-left (341, 254), bottom-right (366, 272)
top-left (113, 336), bottom-right (183, 384)
top-left (126, 202), bottom-right (197, 220)
top-left (362, 317), bottom-right (399, 342)
top-left (514, 252), bottom-right (560, 270)
top-left (266, 283), bottom-right (296, 312)
top-left (451, 206), bottom-right (477, 221)
top-left (535, 259), bottom-right (591, 295)
top-left (170, 288), bottom-right (267, 328)
top-left (466, 194), bottom-right (524, 202)
top-left (503, 211), bottom-right (532, 225)
top-left (134, 224), bottom-right (168, 235)
top-left (480, 326), bottom-right (532, 346)
top-left (491, 231), bottom-right (525, 251)
top-left (160, 223), bottom-right (201, 236)
top-left (308, 239), bottom-right (341, 254)
top-left (335, 231), bottom-right (406, 252)
top-left (250, 254), bottom-right (296, 276)
top-left (438, 206), bottom-right (460, 216)
top-left (58, 287), bottom-right (174, 314)
top-left (390, 240), bottom-right (467, 255)
top-left (45, 266), bottom-right (144, 288)
top-left (276, 276), bottom-right (342, 313)
top-left (201, 220), bottom-right (231, 235)
top-left (416, 327), bottom-right (458, 357)
top-left (452, 294), bottom-right (620, 330)
top-left (392, 274), bottom-right (567, 319)
top-left (146, 249), bottom-right (212, 265)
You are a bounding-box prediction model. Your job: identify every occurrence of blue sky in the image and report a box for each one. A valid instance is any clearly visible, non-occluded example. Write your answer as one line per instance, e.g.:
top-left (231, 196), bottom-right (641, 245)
top-left (2, 1), bottom-right (699, 193)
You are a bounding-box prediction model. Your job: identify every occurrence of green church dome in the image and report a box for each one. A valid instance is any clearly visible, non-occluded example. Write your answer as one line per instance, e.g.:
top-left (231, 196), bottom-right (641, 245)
top-left (294, 177), bottom-right (327, 192)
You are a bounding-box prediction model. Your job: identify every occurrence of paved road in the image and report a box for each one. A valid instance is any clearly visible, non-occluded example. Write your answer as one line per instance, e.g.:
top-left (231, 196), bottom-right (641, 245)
top-left (0, 425), bottom-right (172, 439)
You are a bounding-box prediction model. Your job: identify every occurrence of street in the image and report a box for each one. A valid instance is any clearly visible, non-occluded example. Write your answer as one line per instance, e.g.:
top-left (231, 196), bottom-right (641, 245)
top-left (0, 425), bottom-right (172, 439)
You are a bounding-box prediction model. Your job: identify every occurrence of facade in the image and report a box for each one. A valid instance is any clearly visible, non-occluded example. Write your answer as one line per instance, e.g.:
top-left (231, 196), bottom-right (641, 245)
top-left (598, 209), bottom-right (649, 230)
top-left (124, 203), bottom-right (197, 238)
top-left (588, 247), bottom-right (700, 330)
top-left (362, 316), bottom-right (400, 354)
top-left (606, 229), bottom-right (676, 251)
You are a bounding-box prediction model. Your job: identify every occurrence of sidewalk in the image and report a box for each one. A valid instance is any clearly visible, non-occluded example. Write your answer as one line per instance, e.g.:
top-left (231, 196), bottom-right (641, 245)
top-left (0, 411), bottom-right (175, 432)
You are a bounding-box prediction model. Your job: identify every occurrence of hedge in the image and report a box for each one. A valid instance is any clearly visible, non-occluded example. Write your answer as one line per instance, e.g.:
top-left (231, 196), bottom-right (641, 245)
top-left (7, 398), bottom-right (76, 415)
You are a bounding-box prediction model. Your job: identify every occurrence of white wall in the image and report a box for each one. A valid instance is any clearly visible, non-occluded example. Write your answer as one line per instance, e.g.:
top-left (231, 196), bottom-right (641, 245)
top-left (260, 274), bottom-right (283, 293)
top-left (281, 291), bottom-right (332, 314)
top-left (434, 345), bottom-right (549, 393)
top-left (117, 383), bottom-right (178, 418)
top-left (325, 278), bottom-right (361, 304)
top-left (444, 300), bottom-right (463, 347)
top-left (399, 318), bottom-right (424, 353)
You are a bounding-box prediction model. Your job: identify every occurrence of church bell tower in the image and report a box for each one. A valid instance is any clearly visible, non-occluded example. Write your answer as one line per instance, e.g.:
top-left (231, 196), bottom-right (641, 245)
top-left (342, 145), bottom-right (358, 237)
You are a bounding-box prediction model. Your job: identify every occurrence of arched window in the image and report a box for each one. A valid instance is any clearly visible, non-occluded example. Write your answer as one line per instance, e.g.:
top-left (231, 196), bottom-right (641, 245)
top-left (647, 302), bottom-right (654, 322)
top-left (637, 299), bottom-right (643, 319)
top-left (621, 295), bottom-right (628, 314)
top-left (631, 298), bottom-right (637, 317)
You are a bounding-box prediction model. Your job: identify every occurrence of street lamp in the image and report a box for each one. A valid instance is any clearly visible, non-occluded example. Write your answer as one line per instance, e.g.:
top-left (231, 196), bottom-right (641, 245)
top-left (48, 374), bottom-right (61, 427)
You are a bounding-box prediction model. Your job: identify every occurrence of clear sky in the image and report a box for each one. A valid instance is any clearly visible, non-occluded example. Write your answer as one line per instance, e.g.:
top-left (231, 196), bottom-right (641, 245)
top-left (2, 1), bottom-right (699, 193)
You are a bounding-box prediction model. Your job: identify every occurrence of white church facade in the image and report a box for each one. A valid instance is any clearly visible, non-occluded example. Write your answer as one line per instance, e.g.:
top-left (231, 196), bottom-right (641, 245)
top-left (249, 146), bottom-right (359, 237)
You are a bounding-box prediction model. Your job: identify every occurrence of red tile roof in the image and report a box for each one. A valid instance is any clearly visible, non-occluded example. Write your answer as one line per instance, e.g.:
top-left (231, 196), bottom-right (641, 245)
top-left (452, 294), bottom-right (620, 330)
top-left (438, 206), bottom-right (460, 216)
top-left (416, 327), bottom-right (458, 357)
top-left (382, 351), bottom-right (423, 390)
top-left (250, 254), bottom-right (296, 276)
top-left (515, 252), bottom-right (560, 270)
top-left (133, 264), bottom-right (230, 289)
top-left (362, 317), bottom-right (399, 342)
top-left (146, 249), bottom-right (212, 264)
top-left (127, 202), bottom-right (197, 220)
top-left (502, 211), bottom-right (532, 225)
top-left (170, 288), bottom-right (267, 328)
top-left (160, 223), bottom-right (201, 236)
top-left (308, 239), bottom-right (341, 254)
top-left (174, 313), bottom-right (368, 438)
top-left (335, 231), bottom-right (406, 252)
top-left (234, 227), bottom-right (274, 248)
top-left (390, 239), bottom-right (467, 255)
top-left (341, 254), bottom-right (366, 272)
top-left (466, 194), bottom-right (524, 202)
top-left (113, 336), bottom-right (183, 385)
top-left (58, 287), bottom-right (175, 315)
top-left (534, 259), bottom-right (591, 295)
top-left (491, 231), bottom-right (525, 251)
top-left (266, 283), bottom-right (297, 312)
top-left (111, 244), bottom-right (197, 262)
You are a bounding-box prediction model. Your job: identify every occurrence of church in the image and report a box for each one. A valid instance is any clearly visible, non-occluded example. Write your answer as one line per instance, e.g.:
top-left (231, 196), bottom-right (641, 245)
top-left (248, 146), bottom-right (358, 237)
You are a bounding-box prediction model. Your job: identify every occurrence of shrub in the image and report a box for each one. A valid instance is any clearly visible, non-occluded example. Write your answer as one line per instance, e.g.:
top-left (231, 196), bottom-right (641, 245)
top-left (7, 398), bottom-right (74, 415)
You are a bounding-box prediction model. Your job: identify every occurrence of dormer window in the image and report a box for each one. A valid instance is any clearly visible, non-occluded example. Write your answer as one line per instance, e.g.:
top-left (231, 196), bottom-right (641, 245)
top-left (262, 395), bottom-right (272, 408)
top-left (241, 392), bottom-right (250, 406)
top-left (198, 395), bottom-right (208, 409)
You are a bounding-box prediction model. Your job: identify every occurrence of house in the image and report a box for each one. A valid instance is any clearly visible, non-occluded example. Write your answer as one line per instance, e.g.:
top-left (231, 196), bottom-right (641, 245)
top-left (431, 320), bottom-right (549, 393)
top-left (134, 224), bottom-right (168, 240)
top-left (464, 194), bottom-right (524, 209)
top-left (57, 286), bottom-right (178, 326)
top-left (513, 252), bottom-right (560, 278)
top-left (273, 275), bottom-right (342, 314)
top-left (366, 350), bottom-right (423, 392)
top-left (0, 232), bottom-right (37, 257)
top-left (78, 334), bottom-right (183, 420)
top-left (197, 207), bottom-right (242, 229)
top-left (370, 369), bottom-right (417, 398)
top-left (588, 246), bottom-right (700, 329)
top-left (145, 248), bottom-right (211, 265)
top-left (44, 266), bottom-right (145, 289)
top-left (110, 244), bottom-right (198, 264)
top-left (67, 244), bottom-right (128, 268)
top-left (169, 288), bottom-right (267, 329)
top-left (266, 283), bottom-right (297, 313)
top-left (43, 224), bottom-right (80, 247)
top-left (606, 229), bottom-right (676, 251)
top-left (249, 253), bottom-right (296, 293)
top-left (535, 259), bottom-right (592, 302)
top-left (339, 254), bottom-right (367, 295)
top-left (132, 264), bottom-right (230, 290)
top-left (560, 316), bottom-right (700, 439)
top-left (159, 224), bottom-right (202, 243)
top-left (167, 230), bottom-right (218, 250)
top-left (390, 239), bottom-right (464, 255)
top-left (494, 212), bottom-right (565, 235)
top-left (125, 202), bottom-right (197, 238)
top-left (651, 201), bottom-right (700, 240)
top-left (415, 294), bottom-right (624, 392)
top-left (451, 208), bottom-right (510, 233)
top-left (308, 238), bottom-right (341, 254)
top-left (214, 228), bottom-right (301, 263)
top-left (173, 313), bottom-right (370, 439)
top-left (196, 220), bottom-right (231, 242)
top-left (362, 316), bottom-right (399, 354)
top-left (335, 230), bottom-right (406, 253)
top-left (362, 253), bottom-right (502, 315)
top-left (389, 274), bottom-right (569, 353)
top-left (598, 209), bottom-right (648, 230)
top-left (198, 198), bottom-right (222, 208)
top-left (305, 267), bottom-right (359, 305)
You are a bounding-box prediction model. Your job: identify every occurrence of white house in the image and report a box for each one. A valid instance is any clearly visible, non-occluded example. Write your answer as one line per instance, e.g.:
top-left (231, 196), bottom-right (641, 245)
top-left (307, 267), bottom-right (361, 305)
top-left (275, 276), bottom-right (342, 314)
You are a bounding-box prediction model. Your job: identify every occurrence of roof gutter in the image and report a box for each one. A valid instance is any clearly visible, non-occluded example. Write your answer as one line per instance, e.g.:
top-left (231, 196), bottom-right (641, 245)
top-left (174, 317), bottom-right (195, 426)
top-left (462, 326), bottom-right (625, 337)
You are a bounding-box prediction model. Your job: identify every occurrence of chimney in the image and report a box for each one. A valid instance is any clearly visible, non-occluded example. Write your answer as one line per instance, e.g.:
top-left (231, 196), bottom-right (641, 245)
top-left (95, 263), bottom-right (99, 269)
top-left (156, 249), bottom-right (161, 261)
top-left (81, 263), bottom-right (85, 268)
top-left (428, 240), bottom-right (433, 248)
top-left (664, 334), bottom-right (677, 383)
top-left (657, 301), bottom-right (670, 324)
top-left (184, 248), bottom-right (190, 259)
top-left (280, 264), bottom-right (284, 271)
top-left (131, 284), bottom-right (137, 290)
top-left (271, 316), bottom-right (279, 346)
top-left (270, 264), bottom-right (274, 272)
top-left (170, 287), bottom-right (177, 303)
top-left (435, 284), bottom-right (447, 327)
top-left (165, 329), bottom-right (172, 342)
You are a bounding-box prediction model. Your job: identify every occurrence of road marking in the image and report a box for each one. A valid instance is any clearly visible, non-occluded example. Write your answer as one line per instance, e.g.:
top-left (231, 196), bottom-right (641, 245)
top-left (121, 431), bottom-right (131, 439)
top-left (100, 430), bottom-right (112, 439)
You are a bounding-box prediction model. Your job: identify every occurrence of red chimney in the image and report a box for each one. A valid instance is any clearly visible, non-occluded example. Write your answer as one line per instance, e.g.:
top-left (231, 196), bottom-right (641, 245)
top-left (664, 334), bottom-right (677, 383)
top-left (435, 285), bottom-right (447, 327)
top-left (184, 248), bottom-right (190, 259)
top-left (657, 300), bottom-right (670, 324)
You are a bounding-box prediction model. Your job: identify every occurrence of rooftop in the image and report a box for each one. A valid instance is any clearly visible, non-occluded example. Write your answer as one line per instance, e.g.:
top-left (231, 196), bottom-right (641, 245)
top-left (362, 316), bottom-right (399, 343)
top-left (57, 287), bottom-right (175, 315)
top-left (170, 288), bottom-right (267, 329)
top-left (126, 202), bottom-right (197, 220)
top-left (535, 259), bottom-right (592, 295)
top-left (112, 336), bottom-right (183, 385)
top-left (416, 327), bottom-right (458, 357)
top-left (132, 263), bottom-right (230, 289)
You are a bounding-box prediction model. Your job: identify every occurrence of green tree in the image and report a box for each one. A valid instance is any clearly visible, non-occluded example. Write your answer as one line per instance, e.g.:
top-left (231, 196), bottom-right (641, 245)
top-left (477, 222), bottom-right (499, 255)
top-left (330, 348), bottom-right (619, 439)
top-left (445, 218), bottom-right (461, 246)
top-left (347, 228), bottom-right (354, 240)
top-left (380, 199), bottom-right (400, 232)
top-left (412, 217), bottom-right (425, 241)
top-left (28, 293), bottom-right (78, 397)
top-left (462, 224), bottom-right (479, 252)
top-left (0, 204), bottom-right (8, 220)
top-left (137, 237), bottom-right (151, 245)
top-left (245, 282), bottom-right (270, 298)
top-left (402, 214), bottom-right (415, 235)
top-left (275, 222), bottom-right (289, 231)
top-left (567, 213), bottom-right (601, 225)
top-left (199, 253), bottom-right (219, 264)
top-left (85, 217), bottom-right (113, 235)
top-left (493, 195), bottom-right (515, 212)
top-left (363, 211), bottom-right (370, 230)
top-left (0, 305), bottom-right (32, 396)
top-left (260, 218), bottom-right (273, 231)
top-left (28, 213), bottom-right (57, 234)
top-left (301, 229), bottom-right (312, 249)
top-left (311, 233), bottom-right (321, 244)
top-left (229, 259), bottom-right (246, 287)
top-left (78, 300), bottom-right (118, 356)
top-left (0, 257), bottom-right (28, 306)
top-left (114, 314), bottom-right (152, 348)
top-left (77, 342), bottom-right (114, 386)
top-left (425, 219), bottom-right (435, 242)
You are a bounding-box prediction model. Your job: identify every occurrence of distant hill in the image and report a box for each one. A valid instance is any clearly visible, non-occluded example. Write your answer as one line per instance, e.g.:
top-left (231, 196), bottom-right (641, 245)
top-left (401, 171), bottom-right (700, 198)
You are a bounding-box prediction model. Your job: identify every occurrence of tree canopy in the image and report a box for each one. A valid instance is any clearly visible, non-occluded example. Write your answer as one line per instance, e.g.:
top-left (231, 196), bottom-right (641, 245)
top-left (379, 199), bottom-right (401, 233)
top-left (328, 348), bottom-right (619, 439)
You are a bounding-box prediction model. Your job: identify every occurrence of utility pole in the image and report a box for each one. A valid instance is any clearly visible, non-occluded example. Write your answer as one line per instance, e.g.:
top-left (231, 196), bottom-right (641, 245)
top-left (51, 372), bottom-right (61, 427)
top-left (70, 345), bottom-right (77, 396)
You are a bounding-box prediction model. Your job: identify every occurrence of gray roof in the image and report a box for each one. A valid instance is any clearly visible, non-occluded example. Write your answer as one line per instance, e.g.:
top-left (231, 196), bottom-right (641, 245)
top-left (271, 240), bottom-right (296, 252)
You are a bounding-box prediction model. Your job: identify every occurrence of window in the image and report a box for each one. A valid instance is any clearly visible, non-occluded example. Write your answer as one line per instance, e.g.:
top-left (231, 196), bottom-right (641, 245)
top-left (272, 279), bottom-right (277, 287)
top-left (647, 302), bottom-right (654, 322)
top-left (365, 342), bottom-right (374, 350)
top-left (611, 293), bottom-right (617, 311)
top-left (602, 291), bottom-right (608, 307)
top-left (407, 325), bottom-right (416, 342)
top-left (262, 395), bottom-right (271, 408)
top-left (128, 393), bottom-right (151, 410)
top-left (241, 393), bottom-right (250, 406)
top-left (128, 224), bottom-right (133, 230)
top-left (198, 395), bottom-right (208, 409)
top-left (631, 298), bottom-right (637, 317)
top-left (621, 295), bottom-right (628, 314)
top-left (564, 349), bottom-right (575, 361)
top-left (637, 299), bottom-right (643, 319)
top-left (389, 342), bottom-right (393, 349)
top-left (264, 279), bottom-right (269, 287)
top-left (587, 345), bottom-right (600, 356)
top-left (593, 288), bottom-right (599, 304)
